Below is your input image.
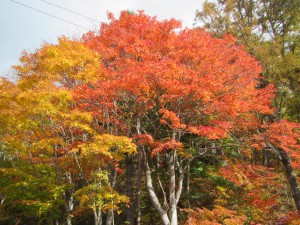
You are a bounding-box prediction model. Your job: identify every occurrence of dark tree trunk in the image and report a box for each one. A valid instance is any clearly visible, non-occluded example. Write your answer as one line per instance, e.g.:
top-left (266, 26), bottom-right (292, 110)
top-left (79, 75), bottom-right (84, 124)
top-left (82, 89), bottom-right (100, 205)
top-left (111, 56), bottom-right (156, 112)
top-left (125, 155), bottom-right (135, 225)
top-left (278, 147), bottom-right (300, 211)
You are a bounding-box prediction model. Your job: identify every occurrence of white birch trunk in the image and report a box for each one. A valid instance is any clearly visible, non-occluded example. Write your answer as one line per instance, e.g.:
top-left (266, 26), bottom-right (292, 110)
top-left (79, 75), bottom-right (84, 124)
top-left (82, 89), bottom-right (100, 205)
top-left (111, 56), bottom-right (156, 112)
top-left (168, 151), bottom-right (177, 225)
top-left (106, 169), bottom-right (117, 225)
top-left (145, 152), bottom-right (170, 225)
top-left (93, 203), bottom-right (102, 225)
top-left (106, 210), bottom-right (114, 225)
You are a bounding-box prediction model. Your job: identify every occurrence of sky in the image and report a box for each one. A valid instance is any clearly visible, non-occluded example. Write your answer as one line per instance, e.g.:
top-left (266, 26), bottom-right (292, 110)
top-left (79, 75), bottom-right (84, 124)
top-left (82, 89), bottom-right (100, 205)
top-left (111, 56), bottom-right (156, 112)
top-left (0, 0), bottom-right (205, 77)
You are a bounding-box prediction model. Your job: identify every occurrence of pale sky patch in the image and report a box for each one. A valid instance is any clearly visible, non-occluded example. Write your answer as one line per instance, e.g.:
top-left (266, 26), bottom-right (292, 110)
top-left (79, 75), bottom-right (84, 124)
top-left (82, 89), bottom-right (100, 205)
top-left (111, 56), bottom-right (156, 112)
top-left (0, 0), bottom-right (205, 77)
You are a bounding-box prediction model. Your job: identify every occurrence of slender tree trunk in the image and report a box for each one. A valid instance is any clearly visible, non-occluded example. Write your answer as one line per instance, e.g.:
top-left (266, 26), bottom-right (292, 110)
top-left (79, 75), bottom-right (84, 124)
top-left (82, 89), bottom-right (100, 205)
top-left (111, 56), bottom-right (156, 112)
top-left (144, 149), bottom-right (170, 225)
top-left (136, 149), bottom-right (142, 225)
top-left (106, 170), bottom-right (117, 225)
top-left (136, 118), bottom-right (142, 225)
top-left (93, 203), bottom-right (102, 225)
top-left (263, 148), bottom-right (271, 167)
top-left (168, 151), bottom-right (178, 225)
top-left (186, 161), bottom-right (191, 208)
top-left (54, 145), bottom-right (61, 184)
top-left (0, 196), bottom-right (5, 205)
top-left (66, 210), bottom-right (72, 225)
top-left (278, 147), bottom-right (300, 211)
top-left (65, 172), bottom-right (74, 225)
top-left (66, 195), bottom-right (73, 225)
top-left (106, 209), bottom-right (114, 225)
top-left (125, 155), bottom-right (135, 225)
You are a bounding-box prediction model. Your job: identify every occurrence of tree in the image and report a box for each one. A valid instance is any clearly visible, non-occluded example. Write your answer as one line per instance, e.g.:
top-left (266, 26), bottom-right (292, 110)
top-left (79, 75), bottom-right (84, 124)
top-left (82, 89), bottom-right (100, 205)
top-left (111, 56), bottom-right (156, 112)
top-left (196, 0), bottom-right (300, 121)
top-left (195, 0), bottom-right (300, 212)
top-left (2, 10), bottom-right (298, 225)
top-left (71, 134), bottom-right (136, 225)
top-left (252, 120), bottom-right (300, 210)
top-left (0, 37), bottom-right (135, 225)
top-left (0, 37), bottom-right (101, 225)
top-left (77, 11), bottom-right (274, 225)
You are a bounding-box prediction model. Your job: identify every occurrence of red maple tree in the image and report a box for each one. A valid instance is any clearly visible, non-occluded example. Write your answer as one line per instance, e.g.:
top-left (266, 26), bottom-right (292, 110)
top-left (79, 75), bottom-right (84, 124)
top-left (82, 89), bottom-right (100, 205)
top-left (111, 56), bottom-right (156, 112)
top-left (73, 11), bottom-right (277, 225)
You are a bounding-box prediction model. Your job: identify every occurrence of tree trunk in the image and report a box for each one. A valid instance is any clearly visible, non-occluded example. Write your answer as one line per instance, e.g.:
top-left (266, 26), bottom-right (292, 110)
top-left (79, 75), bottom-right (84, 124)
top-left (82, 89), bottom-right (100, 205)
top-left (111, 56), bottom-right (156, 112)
top-left (65, 172), bottom-right (74, 225)
top-left (93, 203), bottom-right (102, 225)
top-left (106, 170), bottom-right (117, 225)
top-left (186, 161), bottom-right (191, 208)
top-left (136, 118), bottom-right (142, 225)
top-left (66, 195), bottom-right (73, 225)
top-left (66, 212), bottom-right (72, 225)
top-left (136, 148), bottom-right (142, 225)
top-left (106, 209), bottom-right (114, 225)
top-left (125, 155), bottom-right (135, 225)
top-left (168, 151), bottom-right (178, 225)
top-left (278, 147), bottom-right (300, 211)
top-left (144, 150), bottom-right (170, 225)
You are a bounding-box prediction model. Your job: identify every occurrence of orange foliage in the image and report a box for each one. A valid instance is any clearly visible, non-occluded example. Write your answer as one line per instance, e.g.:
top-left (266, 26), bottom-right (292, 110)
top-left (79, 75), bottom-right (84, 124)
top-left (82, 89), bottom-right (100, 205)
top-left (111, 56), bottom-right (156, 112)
top-left (219, 163), bottom-right (281, 216)
top-left (74, 11), bottom-right (274, 142)
top-left (151, 139), bottom-right (184, 158)
top-left (277, 211), bottom-right (300, 224)
top-left (252, 120), bottom-right (300, 168)
top-left (133, 134), bottom-right (155, 147)
top-left (183, 205), bottom-right (247, 225)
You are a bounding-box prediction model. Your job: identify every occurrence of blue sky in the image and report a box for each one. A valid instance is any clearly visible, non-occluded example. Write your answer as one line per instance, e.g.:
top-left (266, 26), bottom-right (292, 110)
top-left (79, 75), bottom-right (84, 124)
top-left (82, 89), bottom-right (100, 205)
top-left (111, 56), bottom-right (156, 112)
top-left (0, 0), bottom-right (204, 78)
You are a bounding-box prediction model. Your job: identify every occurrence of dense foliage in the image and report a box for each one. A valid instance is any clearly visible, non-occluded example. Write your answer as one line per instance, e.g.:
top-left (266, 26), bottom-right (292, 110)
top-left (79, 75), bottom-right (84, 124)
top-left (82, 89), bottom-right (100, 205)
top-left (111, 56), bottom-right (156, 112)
top-left (0, 7), bottom-right (299, 225)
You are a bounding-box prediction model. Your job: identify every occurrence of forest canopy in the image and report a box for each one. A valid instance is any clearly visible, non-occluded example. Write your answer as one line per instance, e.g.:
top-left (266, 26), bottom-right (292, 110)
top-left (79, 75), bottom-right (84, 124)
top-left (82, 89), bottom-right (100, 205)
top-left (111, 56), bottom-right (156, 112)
top-left (1, 7), bottom-right (300, 225)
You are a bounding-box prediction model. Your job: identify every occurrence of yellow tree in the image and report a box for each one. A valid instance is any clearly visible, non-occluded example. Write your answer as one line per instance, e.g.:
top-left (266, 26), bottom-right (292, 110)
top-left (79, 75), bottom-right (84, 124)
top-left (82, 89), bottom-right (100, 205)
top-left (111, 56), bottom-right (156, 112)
top-left (0, 37), bottom-right (135, 225)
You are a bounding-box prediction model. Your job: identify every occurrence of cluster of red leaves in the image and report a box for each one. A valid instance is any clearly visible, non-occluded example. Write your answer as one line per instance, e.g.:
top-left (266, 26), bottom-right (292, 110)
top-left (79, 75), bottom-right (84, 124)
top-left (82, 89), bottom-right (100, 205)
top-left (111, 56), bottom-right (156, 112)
top-left (276, 211), bottom-right (300, 225)
top-left (133, 134), bottom-right (155, 146)
top-left (267, 121), bottom-right (300, 151)
top-left (150, 139), bottom-right (183, 158)
top-left (252, 120), bottom-right (300, 168)
top-left (183, 205), bottom-right (247, 225)
top-left (133, 133), bottom-right (183, 157)
top-left (115, 167), bottom-right (124, 175)
top-left (187, 123), bottom-right (230, 139)
top-left (219, 163), bottom-right (281, 213)
top-left (159, 108), bottom-right (186, 130)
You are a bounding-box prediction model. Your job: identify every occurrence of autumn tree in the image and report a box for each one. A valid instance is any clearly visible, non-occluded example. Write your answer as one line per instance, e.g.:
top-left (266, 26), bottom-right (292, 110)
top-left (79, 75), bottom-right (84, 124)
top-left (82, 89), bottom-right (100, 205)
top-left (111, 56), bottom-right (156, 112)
top-left (2, 9), bottom-right (298, 225)
top-left (0, 37), bottom-right (136, 225)
top-left (195, 0), bottom-right (300, 212)
top-left (196, 0), bottom-right (300, 121)
top-left (75, 11), bottom-right (275, 225)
